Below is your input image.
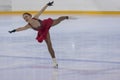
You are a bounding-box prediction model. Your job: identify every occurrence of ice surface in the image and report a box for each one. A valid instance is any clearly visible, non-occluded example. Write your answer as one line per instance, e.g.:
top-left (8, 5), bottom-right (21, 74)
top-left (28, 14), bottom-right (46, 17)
top-left (0, 15), bottom-right (120, 80)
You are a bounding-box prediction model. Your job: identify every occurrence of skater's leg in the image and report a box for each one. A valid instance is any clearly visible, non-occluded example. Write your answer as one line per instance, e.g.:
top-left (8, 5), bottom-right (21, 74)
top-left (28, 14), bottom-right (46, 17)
top-left (45, 32), bottom-right (58, 68)
top-left (45, 32), bottom-right (55, 58)
top-left (52, 16), bottom-right (68, 26)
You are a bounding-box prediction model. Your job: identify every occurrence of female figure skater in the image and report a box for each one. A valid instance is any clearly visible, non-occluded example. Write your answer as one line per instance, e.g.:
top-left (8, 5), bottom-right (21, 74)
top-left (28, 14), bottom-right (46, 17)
top-left (8, 1), bottom-right (69, 68)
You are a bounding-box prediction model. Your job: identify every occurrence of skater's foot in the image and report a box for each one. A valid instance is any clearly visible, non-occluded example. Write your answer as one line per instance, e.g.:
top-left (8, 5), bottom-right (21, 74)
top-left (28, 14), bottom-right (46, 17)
top-left (52, 58), bottom-right (58, 68)
top-left (53, 64), bottom-right (58, 68)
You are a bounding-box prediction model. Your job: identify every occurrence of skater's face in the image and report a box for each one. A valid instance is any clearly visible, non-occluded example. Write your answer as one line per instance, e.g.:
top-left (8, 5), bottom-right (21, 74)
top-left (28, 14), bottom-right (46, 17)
top-left (23, 13), bottom-right (32, 22)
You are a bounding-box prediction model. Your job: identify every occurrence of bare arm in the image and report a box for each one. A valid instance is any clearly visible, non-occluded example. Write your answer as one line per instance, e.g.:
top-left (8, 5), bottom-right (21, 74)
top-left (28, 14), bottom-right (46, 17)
top-left (15, 24), bottom-right (31, 32)
top-left (33, 1), bottom-right (54, 19)
top-left (8, 24), bottom-right (31, 33)
top-left (33, 5), bottom-right (48, 19)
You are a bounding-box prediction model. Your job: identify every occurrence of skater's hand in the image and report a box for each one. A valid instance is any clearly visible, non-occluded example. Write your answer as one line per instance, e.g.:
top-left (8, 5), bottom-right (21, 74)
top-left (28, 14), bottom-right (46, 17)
top-left (8, 29), bottom-right (16, 33)
top-left (47, 1), bottom-right (54, 6)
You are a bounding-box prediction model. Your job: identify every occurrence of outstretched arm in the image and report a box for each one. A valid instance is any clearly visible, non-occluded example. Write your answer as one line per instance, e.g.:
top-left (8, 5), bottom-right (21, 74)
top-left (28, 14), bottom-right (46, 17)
top-left (8, 24), bottom-right (31, 33)
top-left (33, 1), bottom-right (54, 19)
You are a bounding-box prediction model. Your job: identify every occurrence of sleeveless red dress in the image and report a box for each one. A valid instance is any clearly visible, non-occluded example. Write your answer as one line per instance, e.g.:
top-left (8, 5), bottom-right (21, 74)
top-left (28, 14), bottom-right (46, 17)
top-left (29, 18), bottom-right (53, 43)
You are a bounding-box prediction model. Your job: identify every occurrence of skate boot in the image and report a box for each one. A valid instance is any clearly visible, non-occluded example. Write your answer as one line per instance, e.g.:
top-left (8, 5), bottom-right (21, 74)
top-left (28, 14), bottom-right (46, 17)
top-left (52, 58), bottom-right (58, 68)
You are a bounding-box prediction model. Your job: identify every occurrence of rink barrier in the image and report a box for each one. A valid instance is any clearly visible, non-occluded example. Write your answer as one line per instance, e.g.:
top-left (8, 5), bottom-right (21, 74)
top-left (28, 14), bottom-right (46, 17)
top-left (0, 11), bottom-right (120, 15)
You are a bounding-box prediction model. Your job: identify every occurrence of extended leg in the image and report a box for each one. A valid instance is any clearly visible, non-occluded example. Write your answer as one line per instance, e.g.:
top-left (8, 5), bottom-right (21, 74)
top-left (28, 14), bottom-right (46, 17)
top-left (52, 16), bottom-right (68, 26)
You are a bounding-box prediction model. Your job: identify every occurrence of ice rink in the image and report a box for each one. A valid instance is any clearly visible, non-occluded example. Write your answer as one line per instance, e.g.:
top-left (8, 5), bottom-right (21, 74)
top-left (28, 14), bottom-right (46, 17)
top-left (0, 14), bottom-right (120, 80)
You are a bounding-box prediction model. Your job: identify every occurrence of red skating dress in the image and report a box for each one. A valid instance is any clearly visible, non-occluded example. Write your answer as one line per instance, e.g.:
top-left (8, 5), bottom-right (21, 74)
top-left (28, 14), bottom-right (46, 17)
top-left (29, 18), bottom-right (53, 43)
